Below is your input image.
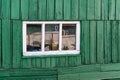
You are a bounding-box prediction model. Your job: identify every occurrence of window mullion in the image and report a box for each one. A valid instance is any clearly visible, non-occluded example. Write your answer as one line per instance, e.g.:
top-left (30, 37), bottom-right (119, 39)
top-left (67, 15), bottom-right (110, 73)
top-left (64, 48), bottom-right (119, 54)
top-left (59, 23), bottom-right (62, 51)
top-left (42, 23), bottom-right (45, 52)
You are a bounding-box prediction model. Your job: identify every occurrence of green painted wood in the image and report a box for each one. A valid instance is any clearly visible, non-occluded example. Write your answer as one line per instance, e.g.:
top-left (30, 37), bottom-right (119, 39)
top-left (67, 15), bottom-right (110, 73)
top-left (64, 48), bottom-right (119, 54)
top-left (58, 71), bottom-right (120, 80)
top-left (45, 57), bottom-right (51, 68)
top-left (116, 0), bottom-right (120, 20)
top-left (47, 0), bottom-right (55, 20)
top-left (0, 20), bottom-right (1, 67)
top-left (76, 55), bottom-right (81, 66)
top-left (118, 21), bottom-right (120, 62)
top-left (90, 21), bottom-right (96, 64)
top-left (12, 20), bottom-right (22, 68)
top-left (109, 0), bottom-right (115, 20)
top-left (41, 58), bottom-right (46, 68)
top-left (87, 0), bottom-right (95, 20)
top-left (36, 58), bottom-right (42, 68)
top-left (55, 0), bottom-right (63, 20)
top-left (22, 59), bottom-right (32, 68)
top-left (71, 0), bottom-right (78, 20)
top-left (21, 0), bottom-right (29, 20)
top-left (102, 0), bottom-right (109, 20)
top-left (38, 0), bottom-right (47, 20)
top-left (2, 20), bottom-right (11, 68)
top-left (81, 21), bottom-right (85, 64)
top-left (104, 21), bottom-right (112, 63)
top-left (11, 0), bottom-right (20, 19)
top-left (97, 21), bottom-right (104, 64)
top-left (79, 0), bottom-right (87, 20)
top-left (50, 58), bottom-right (56, 68)
top-left (1, 0), bottom-right (10, 19)
top-left (0, 0), bottom-right (1, 19)
top-left (31, 58), bottom-right (36, 68)
top-left (111, 21), bottom-right (118, 63)
top-left (83, 21), bottom-right (90, 64)
top-left (64, 0), bottom-right (71, 20)
top-left (95, 0), bottom-right (101, 20)
top-left (29, 0), bottom-right (38, 20)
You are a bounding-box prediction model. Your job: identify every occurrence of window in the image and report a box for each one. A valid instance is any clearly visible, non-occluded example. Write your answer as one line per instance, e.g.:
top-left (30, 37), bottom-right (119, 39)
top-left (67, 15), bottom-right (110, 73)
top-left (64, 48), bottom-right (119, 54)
top-left (23, 21), bottom-right (80, 56)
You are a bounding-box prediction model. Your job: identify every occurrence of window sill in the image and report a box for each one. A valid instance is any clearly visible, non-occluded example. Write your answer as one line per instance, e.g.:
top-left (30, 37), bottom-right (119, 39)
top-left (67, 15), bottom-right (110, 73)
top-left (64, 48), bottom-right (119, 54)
top-left (22, 50), bottom-right (80, 58)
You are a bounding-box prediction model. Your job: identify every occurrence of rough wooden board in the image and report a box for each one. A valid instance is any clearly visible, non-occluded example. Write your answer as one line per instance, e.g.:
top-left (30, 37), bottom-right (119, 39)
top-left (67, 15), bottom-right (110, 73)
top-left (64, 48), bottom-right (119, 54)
top-left (116, 0), bottom-right (120, 20)
top-left (11, 0), bottom-right (20, 19)
top-left (2, 20), bottom-right (11, 68)
top-left (0, 20), bottom-right (1, 67)
top-left (21, 0), bottom-right (29, 20)
top-left (95, 0), bottom-right (101, 20)
top-left (12, 20), bottom-right (22, 68)
top-left (1, 0), bottom-right (10, 19)
top-left (109, 0), bottom-right (115, 20)
top-left (55, 0), bottom-right (63, 20)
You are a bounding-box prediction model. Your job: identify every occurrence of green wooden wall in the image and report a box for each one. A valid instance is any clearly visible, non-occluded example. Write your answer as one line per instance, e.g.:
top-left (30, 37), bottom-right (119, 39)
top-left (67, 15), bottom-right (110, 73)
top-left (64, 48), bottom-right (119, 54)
top-left (1, 0), bottom-right (120, 80)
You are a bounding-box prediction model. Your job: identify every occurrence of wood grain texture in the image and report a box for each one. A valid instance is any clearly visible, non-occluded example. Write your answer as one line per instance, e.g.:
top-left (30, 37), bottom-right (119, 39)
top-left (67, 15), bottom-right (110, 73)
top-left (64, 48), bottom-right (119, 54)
top-left (102, 0), bottom-right (109, 20)
top-left (95, 0), bottom-right (101, 20)
top-left (21, 0), bottom-right (29, 20)
top-left (11, 0), bottom-right (20, 19)
top-left (116, 0), bottom-right (120, 20)
top-left (97, 21), bottom-right (104, 64)
top-left (2, 20), bottom-right (11, 68)
top-left (111, 21), bottom-right (118, 63)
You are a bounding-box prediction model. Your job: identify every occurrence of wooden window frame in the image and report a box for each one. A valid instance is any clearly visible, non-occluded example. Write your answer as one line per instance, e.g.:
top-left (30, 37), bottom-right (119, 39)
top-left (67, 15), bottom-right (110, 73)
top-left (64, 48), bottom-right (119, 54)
top-left (23, 21), bottom-right (80, 56)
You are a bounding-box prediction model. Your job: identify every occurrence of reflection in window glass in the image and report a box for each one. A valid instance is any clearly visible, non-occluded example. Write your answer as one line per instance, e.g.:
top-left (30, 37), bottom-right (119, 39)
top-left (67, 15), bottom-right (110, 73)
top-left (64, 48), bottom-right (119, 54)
top-left (27, 24), bottom-right (42, 52)
top-left (45, 24), bottom-right (59, 51)
top-left (62, 24), bottom-right (76, 50)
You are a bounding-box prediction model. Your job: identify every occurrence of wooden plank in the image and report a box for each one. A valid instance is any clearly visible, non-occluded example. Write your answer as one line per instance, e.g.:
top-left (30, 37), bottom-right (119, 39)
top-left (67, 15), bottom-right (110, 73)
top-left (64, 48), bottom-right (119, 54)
top-left (79, 0), bottom-right (87, 20)
top-left (118, 21), bottom-right (120, 62)
top-left (38, 0), bottom-right (47, 20)
top-left (1, 0), bottom-right (10, 19)
top-left (45, 57), bottom-right (51, 68)
top-left (84, 21), bottom-right (90, 64)
top-left (76, 55), bottom-right (81, 66)
top-left (111, 21), bottom-right (118, 63)
top-left (87, 0), bottom-right (95, 20)
top-left (71, 0), bottom-right (78, 20)
top-left (50, 58), bottom-right (57, 68)
top-left (81, 21), bottom-right (85, 64)
top-left (58, 64), bottom-right (100, 75)
top-left (89, 21), bottom-right (96, 64)
top-left (109, 0), bottom-right (115, 20)
top-left (64, 0), bottom-right (71, 20)
top-left (11, 0), bottom-right (20, 19)
top-left (0, 0), bottom-right (1, 19)
top-left (58, 71), bottom-right (120, 80)
top-left (102, 0), bottom-right (109, 20)
top-left (29, 0), bottom-right (38, 20)
top-left (36, 58), bottom-right (42, 68)
top-left (97, 21), bottom-right (104, 64)
top-left (95, 0), bottom-right (101, 20)
top-left (21, 0), bottom-right (29, 20)
top-left (0, 20), bottom-right (1, 67)
top-left (116, 0), bottom-right (120, 20)
top-left (2, 20), bottom-right (11, 68)
top-left (12, 20), bottom-right (22, 68)
top-left (55, 0), bottom-right (63, 20)
top-left (22, 59), bottom-right (32, 68)
top-left (104, 21), bottom-right (112, 63)
top-left (46, 0), bottom-right (55, 20)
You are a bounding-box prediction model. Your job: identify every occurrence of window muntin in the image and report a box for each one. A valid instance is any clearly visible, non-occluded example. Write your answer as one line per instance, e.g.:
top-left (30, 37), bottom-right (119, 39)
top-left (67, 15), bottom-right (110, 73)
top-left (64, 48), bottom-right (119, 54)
top-left (23, 21), bottom-right (80, 56)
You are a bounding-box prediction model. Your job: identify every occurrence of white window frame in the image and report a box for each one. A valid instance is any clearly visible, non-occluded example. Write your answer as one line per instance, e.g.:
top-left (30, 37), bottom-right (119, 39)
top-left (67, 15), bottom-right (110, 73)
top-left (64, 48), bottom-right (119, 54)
top-left (23, 21), bottom-right (80, 56)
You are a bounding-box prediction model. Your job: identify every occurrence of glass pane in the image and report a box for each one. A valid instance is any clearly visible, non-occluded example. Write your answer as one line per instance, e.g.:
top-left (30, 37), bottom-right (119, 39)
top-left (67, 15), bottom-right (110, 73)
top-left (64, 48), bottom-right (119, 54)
top-left (45, 24), bottom-right (59, 51)
top-left (62, 24), bottom-right (76, 50)
top-left (26, 24), bottom-right (42, 52)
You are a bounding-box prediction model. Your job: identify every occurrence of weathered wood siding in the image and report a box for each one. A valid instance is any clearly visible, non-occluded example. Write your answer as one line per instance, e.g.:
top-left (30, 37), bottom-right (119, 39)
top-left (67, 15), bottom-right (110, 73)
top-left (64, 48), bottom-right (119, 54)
top-left (0, 0), bottom-right (120, 69)
top-left (0, 0), bottom-right (120, 79)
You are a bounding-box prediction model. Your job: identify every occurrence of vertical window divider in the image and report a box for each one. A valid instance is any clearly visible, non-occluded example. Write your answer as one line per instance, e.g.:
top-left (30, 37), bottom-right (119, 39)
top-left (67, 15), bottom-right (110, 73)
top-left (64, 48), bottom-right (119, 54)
top-left (23, 23), bottom-right (27, 53)
top-left (42, 23), bottom-right (45, 52)
top-left (59, 23), bottom-right (62, 51)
